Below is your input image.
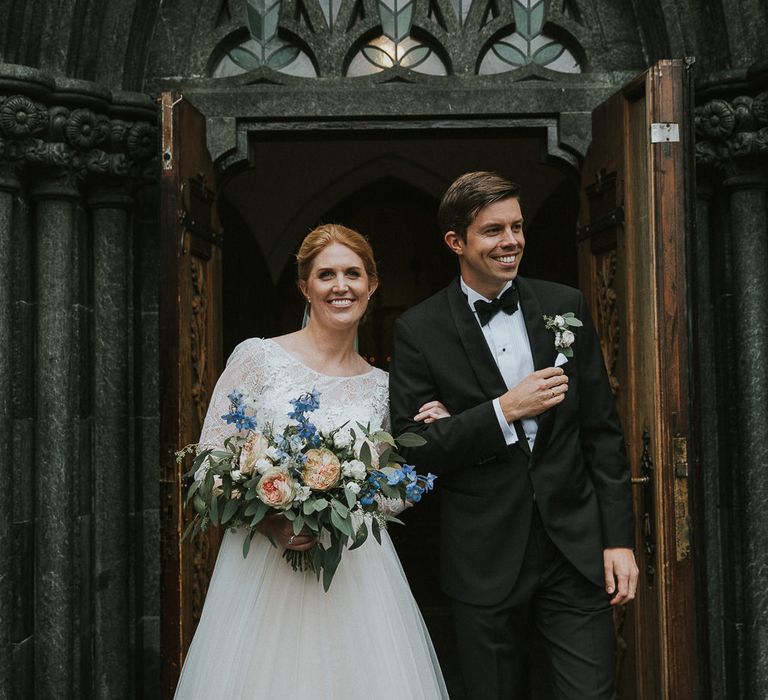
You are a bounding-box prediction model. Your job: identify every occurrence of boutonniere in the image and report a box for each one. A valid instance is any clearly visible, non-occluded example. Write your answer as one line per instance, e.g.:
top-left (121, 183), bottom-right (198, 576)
top-left (543, 313), bottom-right (583, 358)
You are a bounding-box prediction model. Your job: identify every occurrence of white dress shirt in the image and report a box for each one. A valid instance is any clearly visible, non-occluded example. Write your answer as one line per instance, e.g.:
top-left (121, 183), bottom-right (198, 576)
top-left (461, 277), bottom-right (537, 448)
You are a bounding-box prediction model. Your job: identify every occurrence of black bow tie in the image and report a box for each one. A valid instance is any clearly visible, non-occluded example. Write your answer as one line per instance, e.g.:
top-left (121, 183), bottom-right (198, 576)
top-left (473, 286), bottom-right (519, 326)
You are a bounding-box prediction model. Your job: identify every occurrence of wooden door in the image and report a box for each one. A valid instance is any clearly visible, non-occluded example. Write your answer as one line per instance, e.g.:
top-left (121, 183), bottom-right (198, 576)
top-left (159, 93), bottom-right (224, 699)
top-left (578, 60), bottom-right (698, 698)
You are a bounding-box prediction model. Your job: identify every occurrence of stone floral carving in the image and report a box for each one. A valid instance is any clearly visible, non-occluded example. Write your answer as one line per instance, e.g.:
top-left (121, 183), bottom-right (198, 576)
top-left (0, 93), bottom-right (157, 186)
top-left (695, 92), bottom-right (768, 170)
top-left (0, 95), bottom-right (48, 136)
top-left (696, 99), bottom-right (735, 140)
top-left (126, 122), bottom-right (156, 161)
top-left (64, 109), bottom-right (109, 150)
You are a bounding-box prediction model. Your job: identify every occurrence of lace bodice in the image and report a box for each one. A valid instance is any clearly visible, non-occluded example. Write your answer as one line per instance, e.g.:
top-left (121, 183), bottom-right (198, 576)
top-left (199, 338), bottom-right (390, 448)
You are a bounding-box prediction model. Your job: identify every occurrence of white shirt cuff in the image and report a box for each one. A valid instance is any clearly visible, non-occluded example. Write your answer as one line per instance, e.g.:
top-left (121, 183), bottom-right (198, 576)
top-left (493, 398), bottom-right (518, 445)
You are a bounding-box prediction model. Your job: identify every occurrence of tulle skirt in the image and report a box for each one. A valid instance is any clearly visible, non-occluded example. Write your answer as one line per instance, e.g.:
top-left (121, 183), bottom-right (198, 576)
top-left (174, 526), bottom-right (449, 699)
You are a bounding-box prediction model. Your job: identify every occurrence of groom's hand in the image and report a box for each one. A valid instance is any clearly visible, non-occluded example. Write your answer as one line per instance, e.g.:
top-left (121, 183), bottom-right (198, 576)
top-left (603, 548), bottom-right (639, 605)
top-left (498, 367), bottom-right (569, 422)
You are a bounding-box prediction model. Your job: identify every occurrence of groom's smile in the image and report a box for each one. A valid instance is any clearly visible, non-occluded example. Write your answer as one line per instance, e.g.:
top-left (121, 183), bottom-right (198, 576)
top-left (444, 197), bottom-right (525, 299)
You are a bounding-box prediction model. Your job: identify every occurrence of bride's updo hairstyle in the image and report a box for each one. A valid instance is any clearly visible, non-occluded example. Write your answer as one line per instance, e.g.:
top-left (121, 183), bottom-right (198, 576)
top-left (296, 223), bottom-right (378, 289)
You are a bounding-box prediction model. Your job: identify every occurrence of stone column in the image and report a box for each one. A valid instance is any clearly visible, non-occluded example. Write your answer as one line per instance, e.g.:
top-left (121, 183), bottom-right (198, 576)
top-left (696, 87), bottom-right (768, 697)
top-left (32, 172), bottom-right (80, 700)
top-left (724, 170), bottom-right (768, 699)
top-left (89, 184), bottom-right (133, 700)
top-left (0, 161), bottom-right (19, 700)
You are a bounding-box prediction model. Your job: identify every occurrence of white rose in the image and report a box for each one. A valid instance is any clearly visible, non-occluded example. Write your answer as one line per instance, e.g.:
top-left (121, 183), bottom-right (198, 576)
top-left (333, 428), bottom-right (353, 449)
top-left (342, 459), bottom-right (367, 481)
top-left (561, 330), bottom-right (576, 347)
top-left (294, 485), bottom-right (312, 503)
top-left (231, 469), bottom-right (243, 481)
top-left (255, 457), bottom-right (273, 475)
top-left (346, 482), bottom-right (361, 495)
top-left (555, 331), bottom-right (562, 347)
top-left (554, 314), bottom-right (565, 327)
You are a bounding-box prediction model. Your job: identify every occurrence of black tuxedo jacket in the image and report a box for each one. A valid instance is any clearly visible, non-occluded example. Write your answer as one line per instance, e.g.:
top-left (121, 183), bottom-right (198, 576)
top-left (389, 276), bottom-right (634, 606)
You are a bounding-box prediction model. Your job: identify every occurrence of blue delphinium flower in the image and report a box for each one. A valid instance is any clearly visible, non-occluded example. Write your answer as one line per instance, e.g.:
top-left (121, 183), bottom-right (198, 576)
top-left (221, 390), bottom-right (257, 431)
top-left (405, 481), bottom-right (425, 502)
top-left (288, 389), bottom-right (321, 421)
top-left (423, 473), bottom-right (437, 491)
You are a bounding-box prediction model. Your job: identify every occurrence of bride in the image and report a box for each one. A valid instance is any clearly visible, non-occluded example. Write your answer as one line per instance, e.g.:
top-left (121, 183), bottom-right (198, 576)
top-left (174, 224), bottom-right (449, 699)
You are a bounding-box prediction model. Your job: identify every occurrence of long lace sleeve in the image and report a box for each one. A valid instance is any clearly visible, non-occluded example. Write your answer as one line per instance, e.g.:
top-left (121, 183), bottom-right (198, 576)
top-left (198, 338), bottom-right (264, 451)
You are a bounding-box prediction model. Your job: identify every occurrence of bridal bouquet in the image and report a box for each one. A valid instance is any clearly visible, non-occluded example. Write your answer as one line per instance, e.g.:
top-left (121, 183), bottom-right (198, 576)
top-left (178, 388), bottom-right (436, 590)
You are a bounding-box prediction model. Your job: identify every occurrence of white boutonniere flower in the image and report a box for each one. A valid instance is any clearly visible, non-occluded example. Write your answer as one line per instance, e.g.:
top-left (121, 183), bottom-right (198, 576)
top-left (543, 312), bottom-right (583, 358)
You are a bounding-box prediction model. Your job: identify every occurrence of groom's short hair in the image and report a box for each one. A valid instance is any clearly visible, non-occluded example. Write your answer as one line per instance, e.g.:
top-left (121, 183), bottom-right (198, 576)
top-left (438, 171), bottom-right (521, 242)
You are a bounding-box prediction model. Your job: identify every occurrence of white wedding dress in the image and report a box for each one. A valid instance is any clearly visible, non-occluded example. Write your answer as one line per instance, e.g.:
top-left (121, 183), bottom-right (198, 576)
top-left (174, 338), bottom-right (448, 699)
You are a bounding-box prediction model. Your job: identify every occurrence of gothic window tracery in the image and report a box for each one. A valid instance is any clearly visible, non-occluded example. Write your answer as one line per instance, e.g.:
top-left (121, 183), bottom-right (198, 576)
top-left (208, 0), bottom-right (584, 79)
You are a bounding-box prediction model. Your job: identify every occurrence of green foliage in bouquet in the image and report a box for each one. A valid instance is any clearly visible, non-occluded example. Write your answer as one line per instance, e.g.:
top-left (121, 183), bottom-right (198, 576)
top-left (177, 389), bottom-right (435, 591)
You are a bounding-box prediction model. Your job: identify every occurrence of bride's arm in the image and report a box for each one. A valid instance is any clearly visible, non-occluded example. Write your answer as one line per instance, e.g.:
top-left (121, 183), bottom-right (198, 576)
top-left (195, 339), bottom-right (262, 477)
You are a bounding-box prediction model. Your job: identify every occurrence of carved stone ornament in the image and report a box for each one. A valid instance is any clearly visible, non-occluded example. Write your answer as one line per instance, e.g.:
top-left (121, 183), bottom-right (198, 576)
top-left (695, 92), bottom-right (768, 172)
top-left (0, 93), bottom-right (157, 186)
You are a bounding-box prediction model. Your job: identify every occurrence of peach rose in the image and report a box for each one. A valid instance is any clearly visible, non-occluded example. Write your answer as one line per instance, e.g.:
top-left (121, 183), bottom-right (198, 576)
top-left (302, 448), bottom-right (341, 491)
top-left (239, 431), bottom-right (270, 475)
top-left (255, 468), bottom-right (296, 509)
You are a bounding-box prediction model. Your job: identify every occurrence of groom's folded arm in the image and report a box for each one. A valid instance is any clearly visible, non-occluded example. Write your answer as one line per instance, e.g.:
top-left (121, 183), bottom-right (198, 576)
top-left (389, 318), bottom-right (508, 475)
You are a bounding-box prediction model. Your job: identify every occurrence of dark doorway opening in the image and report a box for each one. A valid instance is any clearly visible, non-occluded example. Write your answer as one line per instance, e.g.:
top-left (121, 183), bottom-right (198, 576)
top-left (217, 126), bottom-right (580, 698)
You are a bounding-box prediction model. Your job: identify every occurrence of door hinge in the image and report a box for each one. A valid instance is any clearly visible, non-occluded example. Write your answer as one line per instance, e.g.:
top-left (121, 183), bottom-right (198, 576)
top-left (651, 122), bottom-right (680, 143)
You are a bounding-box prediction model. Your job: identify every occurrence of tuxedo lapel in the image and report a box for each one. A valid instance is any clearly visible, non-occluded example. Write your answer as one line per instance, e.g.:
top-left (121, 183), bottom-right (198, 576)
top-left (446, 278), bottom-right (508, 401)
top-left (517, 278), bottom-right (558, 456)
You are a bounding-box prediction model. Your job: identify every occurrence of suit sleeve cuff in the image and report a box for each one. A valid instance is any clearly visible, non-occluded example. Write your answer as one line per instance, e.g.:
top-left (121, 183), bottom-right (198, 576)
top-left (493, 398), bottom-right (518, 445)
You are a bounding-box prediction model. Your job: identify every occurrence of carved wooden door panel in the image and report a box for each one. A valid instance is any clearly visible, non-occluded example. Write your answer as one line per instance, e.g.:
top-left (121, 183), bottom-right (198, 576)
top-left (578, 60), bottom-right (698, 698)
top-left (159, 93), bottom-right (224, 699)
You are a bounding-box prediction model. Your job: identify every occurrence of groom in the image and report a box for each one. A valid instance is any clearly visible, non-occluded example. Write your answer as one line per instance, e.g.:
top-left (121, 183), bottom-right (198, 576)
top-left (389, 172), bottom-right (638, 699)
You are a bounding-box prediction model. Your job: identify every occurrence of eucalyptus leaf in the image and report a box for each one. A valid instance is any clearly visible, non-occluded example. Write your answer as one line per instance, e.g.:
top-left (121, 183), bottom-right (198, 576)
top-left (322, 552), bottom-right (341, 591)
top-left (303, 500), bottom-right (315, 515)
top-left (371, 516), bottom-right (382, 544)
top-left (385, 515), bottom-right (405, 526)
top-left (242, 532), bottom-right (254, 558)
top-left (210, 494), bottom-right (219, 526)
top-left (313, 499), bottom-right (329, 512)
top-left (331, 499), bottom-right (349, 518)
top-left (565, 318), bottom-right (583, 327)
top-left (345, 487), bottom-right (357, 509)
top-left (359, 441), bottom-right (372, 468)
top-left (348, 521), bottom-right (369, 550)
top-left (293, 514), bottom-right (305, 536)
top-left (395, 432), bottom-right (427, 447)
top-left (181, 518), bottom-right (196, 542)
top-left (379, 482), bottom-right (401, 500)
top-left (330, 508), bottom-right (354, 537)
top-left (221, 499), bottom-right (239, 525)
top-left (371, 431), bottom-right (396, 447)
top-left (283, 508), bottom-right (297, 521)
top-left (185, 479), bottom-right (201, 505)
